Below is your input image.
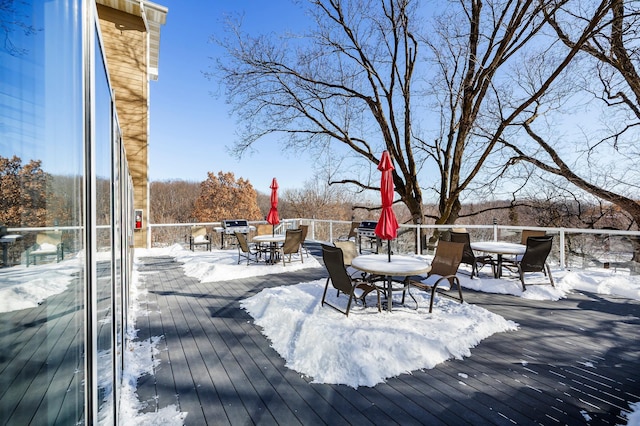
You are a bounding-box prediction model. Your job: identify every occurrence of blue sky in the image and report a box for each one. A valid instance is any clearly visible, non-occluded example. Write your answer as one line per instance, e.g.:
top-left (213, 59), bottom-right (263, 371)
top-left (149, 0), bottom-right (317, 192)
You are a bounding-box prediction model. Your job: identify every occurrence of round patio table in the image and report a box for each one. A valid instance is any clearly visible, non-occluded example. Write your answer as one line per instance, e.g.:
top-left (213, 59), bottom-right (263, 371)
top-left (470, 241), bottom-right (526, 278)
top-left (252, 234), bottom-right (286, 264)
top-left (351, 254), bottom-right (430, 311)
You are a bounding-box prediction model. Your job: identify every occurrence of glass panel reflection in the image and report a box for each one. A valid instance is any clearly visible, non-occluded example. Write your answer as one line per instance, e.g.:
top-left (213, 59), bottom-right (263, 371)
top-left (0, 0), bottom-right (85, 424)
top-left (95, 29), bottom-right (114, 419)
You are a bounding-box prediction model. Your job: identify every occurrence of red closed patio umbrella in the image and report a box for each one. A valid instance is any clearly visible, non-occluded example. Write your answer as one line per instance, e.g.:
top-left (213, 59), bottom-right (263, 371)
top-left (374, 151), bottom-right (399, 261)
top-left (266, 178), bottom-right (280, 235)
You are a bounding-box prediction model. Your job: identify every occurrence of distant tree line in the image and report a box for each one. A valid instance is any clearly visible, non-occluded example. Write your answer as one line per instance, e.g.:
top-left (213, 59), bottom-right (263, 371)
top-left (2, 155), bottom-right (634, 236)
top-left (148, 171), bottom-right (634, 232)
top-left (149, 172), bottom-right (358, 224)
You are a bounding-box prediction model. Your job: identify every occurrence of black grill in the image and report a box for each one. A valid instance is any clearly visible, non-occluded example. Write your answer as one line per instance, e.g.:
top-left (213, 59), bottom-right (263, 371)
top-left (221, 219), bottom-right (251, 235)
top-left (357, 221), bottom-right (378, 238)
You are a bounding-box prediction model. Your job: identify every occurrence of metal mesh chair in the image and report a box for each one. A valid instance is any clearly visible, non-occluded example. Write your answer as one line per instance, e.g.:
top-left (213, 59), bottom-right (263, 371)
top-left (450, 231), bottom-right (495, 278)
top-left (503, 235), bottom-right (555, 291)
top-left (189, 226), bottom-right (211, 251)
top-left (520, 230), bottom-right (546, 245)
top-left (256, 224), bottom-right (273, 236)
top-left (321, 244), bottom-right (381, 316)
top-left (299, 224), bottom-right (309, 257)
top-left (279, 229), bottom-right (303, 265)
top-left (338, 221), bottom-right (359, 241)
top-left (333, 239), bottom-right (366, 281)
top-left (235, 232), bottom-right (261, 265)
top-left (407, 241), bottom-right (465, 313)
top-left (26, 232), bottom-right (64, 266)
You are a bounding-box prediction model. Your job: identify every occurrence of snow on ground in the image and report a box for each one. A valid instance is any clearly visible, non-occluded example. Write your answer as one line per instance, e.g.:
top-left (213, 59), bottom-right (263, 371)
top-left (241, 279), bottom-right (518, 387)
top-left (3, 243), bottom-right (639, 424)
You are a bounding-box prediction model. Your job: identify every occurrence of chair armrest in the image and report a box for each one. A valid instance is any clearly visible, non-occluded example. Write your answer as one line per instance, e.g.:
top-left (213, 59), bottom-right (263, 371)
top-left (409, 274), bottom-right (458, 291)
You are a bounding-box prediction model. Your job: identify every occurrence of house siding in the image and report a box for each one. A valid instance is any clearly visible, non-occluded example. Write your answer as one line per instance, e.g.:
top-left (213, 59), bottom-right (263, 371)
top-left (97, 3), bottom-right (149, 247)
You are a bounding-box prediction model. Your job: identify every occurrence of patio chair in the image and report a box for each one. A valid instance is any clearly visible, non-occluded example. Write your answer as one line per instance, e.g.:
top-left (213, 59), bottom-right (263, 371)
top-left (503, 229), bottom-right (548, 263)
top-left (502, 235), bottom-right (555, 291)
top-left (189, 226), bottom-right (211, 251)
top-left (333, 240), bottom-right (358, 266)
top-left (333, 239), bottom-right (365, 280)
top-left (520, 229), bottom-right (546, 245)
top-left (407, 241), bottom-right (465, 313)
top-left (256, 224), bottom-right (273, 236)
top-left (337, 221), bottom-right (359, 241)
top-left (299, 224), bottom-right (309, 257)
top-left (321, 244), bottom-right (381, 316)
top-left (26, 231), bottom-right (64, 267)
top-left (255, 224), bottom-right (274, 252)
top-left (235, 232), bottom-right (261, 265)
top-left (278, 229), bottom-right (303, 266)
top-left (450, 231), bottom-right (495, 278)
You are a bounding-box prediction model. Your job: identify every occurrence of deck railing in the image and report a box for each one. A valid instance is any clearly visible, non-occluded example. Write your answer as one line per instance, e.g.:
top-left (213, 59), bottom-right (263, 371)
top-left (145, 219), bottom-right (640, 273)
top-left (4, 220), bottom-right (638, 273)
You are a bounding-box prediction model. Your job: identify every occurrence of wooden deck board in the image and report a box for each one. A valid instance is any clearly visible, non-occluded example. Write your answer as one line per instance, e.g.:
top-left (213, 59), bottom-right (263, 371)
top-left (3, 247), bottom-right (638, 425)
top-left (149, 264), bottom-right (209, 425)
top-left (132, 249), bottom-right (640, 425)
top-left (178, 286), bottom-right (279, 424)
top-left (459, 290), bottom-right (640, 425)
top-left (201, 282), bottom-right (317, 424)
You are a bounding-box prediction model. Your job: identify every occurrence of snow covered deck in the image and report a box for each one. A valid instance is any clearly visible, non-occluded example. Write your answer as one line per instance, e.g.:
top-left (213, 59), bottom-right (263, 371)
top-left (131, 243), bottom-right (640, 425)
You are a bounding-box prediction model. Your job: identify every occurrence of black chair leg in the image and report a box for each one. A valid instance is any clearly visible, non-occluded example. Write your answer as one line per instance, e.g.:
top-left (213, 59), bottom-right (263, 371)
top-left (546, 264), bottom-right (555, 287)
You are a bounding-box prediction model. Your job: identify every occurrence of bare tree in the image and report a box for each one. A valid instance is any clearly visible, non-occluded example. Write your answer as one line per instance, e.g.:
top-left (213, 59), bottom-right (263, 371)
top-left (214, 0), bottom-right (426, 223)
top-left (150, 180), bottom-right (201, 223)
top-left (500, 0), bottom-right (640, 262)
top-left (418, 0), bottom-right (610, 225)
top-left (281, 178), bottom-right (356, 220)
top-left (213, 0), bottom-right (609, 229)
top-left (0, 0), bottom-right (39, 56)
top-left (546, 0), bottom-right (640, 127)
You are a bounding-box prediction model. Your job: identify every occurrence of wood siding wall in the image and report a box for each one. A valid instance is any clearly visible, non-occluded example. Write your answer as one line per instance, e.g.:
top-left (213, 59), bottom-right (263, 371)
top-left (97, 4), bottom-right (148, 247)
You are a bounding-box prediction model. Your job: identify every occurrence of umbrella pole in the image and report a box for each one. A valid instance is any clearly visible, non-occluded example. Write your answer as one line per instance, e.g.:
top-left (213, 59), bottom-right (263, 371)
top-left (388, 240), bottom-right (391, 262)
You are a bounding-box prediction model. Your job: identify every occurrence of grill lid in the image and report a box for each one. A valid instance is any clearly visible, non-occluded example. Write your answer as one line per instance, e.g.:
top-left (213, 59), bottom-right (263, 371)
top-left (358, 221), bottom-right (377, 230)
top-left (223, 219), bottom-right (249, 228)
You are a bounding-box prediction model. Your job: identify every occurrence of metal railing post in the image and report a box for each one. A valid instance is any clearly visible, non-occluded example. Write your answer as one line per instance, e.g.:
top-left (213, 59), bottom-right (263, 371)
top-left (559, 228), bottom-right (566, 269)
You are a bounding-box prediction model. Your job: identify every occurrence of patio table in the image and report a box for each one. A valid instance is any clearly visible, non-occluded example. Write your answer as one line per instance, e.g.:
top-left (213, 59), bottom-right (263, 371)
top-left (351, 254), bottom-right (430, 311)
top-left (470, 241), bottom-right (526, 278)
top-left (252, 234), bottom-right (286, 264)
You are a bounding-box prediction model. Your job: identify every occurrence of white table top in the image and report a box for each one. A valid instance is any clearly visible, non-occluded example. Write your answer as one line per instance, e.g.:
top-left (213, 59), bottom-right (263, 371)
top-left (351, 254), bottom-right (430, 276)
top-left (0, 234), bottom-right (22, 243)
top-left (253, 234), bottom-right (286, 243)
top-left (470, 241), bottom-right (526, 255)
